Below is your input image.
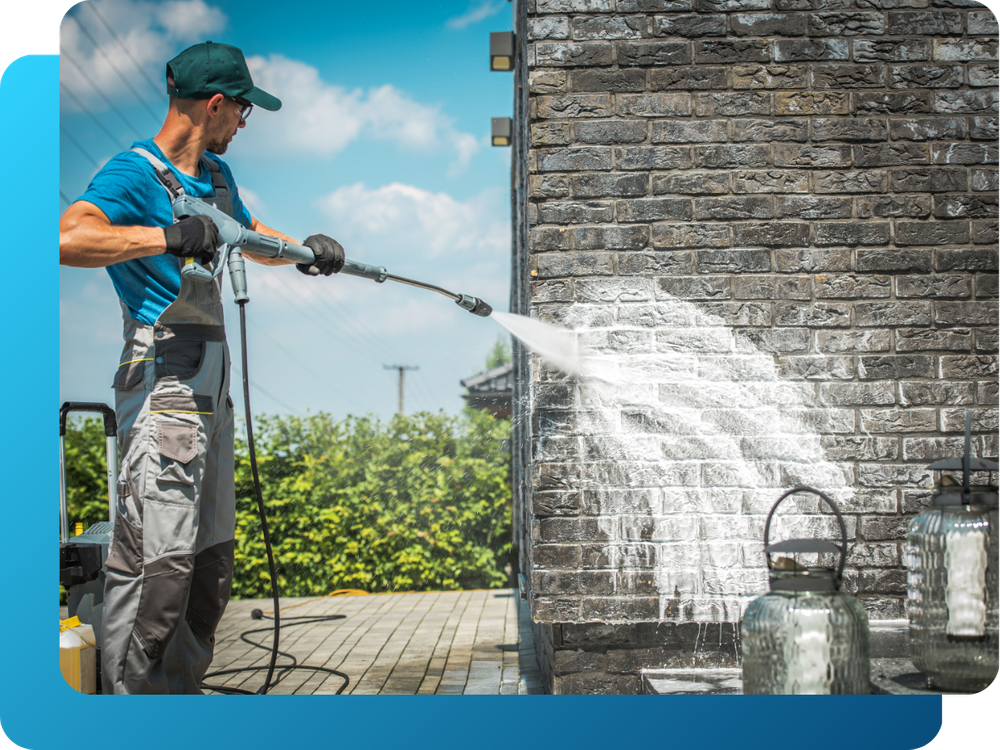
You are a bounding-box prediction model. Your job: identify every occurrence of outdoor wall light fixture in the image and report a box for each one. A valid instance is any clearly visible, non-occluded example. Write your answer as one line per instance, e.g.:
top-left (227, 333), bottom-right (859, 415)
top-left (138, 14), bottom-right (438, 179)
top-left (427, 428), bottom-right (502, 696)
top-left (492, 118), bottom-right (512, 147)
top-left (490, 32), bottom-right (515, 71)
top-left (741, 487), bottom-right (870, 695)
top-left (905, 411), bottom-right (998, 692)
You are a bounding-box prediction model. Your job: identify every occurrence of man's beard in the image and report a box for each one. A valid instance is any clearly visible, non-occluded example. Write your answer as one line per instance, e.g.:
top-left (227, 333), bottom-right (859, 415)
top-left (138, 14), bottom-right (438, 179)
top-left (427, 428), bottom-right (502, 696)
top-left (206, 138), bottom-right (229, 155)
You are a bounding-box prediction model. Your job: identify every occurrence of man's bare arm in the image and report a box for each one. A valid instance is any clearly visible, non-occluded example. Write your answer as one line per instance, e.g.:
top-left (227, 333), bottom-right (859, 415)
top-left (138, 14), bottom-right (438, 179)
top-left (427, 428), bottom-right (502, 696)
top-left (60, 201), bottom-right (168, 268)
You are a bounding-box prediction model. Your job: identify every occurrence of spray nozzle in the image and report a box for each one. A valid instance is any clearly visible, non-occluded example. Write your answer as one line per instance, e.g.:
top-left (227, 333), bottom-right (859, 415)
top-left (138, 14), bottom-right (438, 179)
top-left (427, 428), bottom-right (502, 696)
top-left (456, 294), bottom-right (493, 317)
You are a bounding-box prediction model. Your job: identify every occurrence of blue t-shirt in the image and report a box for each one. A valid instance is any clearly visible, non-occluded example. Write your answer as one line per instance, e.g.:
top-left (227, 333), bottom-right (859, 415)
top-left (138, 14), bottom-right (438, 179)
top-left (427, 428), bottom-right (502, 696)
top-left (79, 139), bottom-right (253, 325)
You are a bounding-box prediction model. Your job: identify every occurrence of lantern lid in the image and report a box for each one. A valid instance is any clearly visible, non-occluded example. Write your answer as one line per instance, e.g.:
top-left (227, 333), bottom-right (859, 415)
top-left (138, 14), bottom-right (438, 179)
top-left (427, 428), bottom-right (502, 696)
top-left (926, 411), bottom-right (998, 507)
top-left (768, 567), bottom-right (839, 593)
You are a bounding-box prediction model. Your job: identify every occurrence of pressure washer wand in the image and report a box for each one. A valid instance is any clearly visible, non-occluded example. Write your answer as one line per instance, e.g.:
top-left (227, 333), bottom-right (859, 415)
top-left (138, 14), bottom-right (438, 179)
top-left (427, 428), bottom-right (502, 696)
top-left (172, 195), bottom-right (492, 317)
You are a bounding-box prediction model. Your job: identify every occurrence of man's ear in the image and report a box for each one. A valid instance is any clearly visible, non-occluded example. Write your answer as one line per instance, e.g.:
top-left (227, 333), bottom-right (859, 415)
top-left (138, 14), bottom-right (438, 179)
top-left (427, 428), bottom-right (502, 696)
top-left (206, 93), bottom-right (226, 118)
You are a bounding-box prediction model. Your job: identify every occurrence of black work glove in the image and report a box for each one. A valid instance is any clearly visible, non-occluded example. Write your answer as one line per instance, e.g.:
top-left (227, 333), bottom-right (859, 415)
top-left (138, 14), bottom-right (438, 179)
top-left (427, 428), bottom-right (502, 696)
top-left (298, 234), bottom-right (345, 276)
top-left (163, 215), bottom-right (220, 264)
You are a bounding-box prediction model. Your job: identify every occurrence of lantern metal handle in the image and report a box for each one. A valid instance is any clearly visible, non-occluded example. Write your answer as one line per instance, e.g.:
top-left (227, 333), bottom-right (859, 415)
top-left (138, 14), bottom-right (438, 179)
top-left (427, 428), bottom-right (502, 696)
top-left (763, 486), bottom-right (848, 581)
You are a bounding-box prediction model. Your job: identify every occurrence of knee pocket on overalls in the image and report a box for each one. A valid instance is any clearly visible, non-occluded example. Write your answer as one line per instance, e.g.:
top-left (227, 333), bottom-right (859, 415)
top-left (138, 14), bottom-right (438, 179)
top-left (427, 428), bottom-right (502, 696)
top-left (106, 459), bottom-right (143, 576)
top-left (133, 553), bottom-right (195, 661)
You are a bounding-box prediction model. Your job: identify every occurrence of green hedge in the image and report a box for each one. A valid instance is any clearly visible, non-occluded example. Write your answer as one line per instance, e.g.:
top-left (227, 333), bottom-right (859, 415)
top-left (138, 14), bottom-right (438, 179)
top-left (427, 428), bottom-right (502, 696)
top-left (62, 409), bottom-right (512, 598)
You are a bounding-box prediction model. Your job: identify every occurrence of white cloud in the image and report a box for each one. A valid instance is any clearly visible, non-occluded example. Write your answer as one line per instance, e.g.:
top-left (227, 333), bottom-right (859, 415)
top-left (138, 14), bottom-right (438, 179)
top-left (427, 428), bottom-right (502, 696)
top-left (445, 0), bottom-right (506, 30)
top-left (241, 56), bottom-right (480, 173)
top-left (60, 0), bottom-right (228, 111)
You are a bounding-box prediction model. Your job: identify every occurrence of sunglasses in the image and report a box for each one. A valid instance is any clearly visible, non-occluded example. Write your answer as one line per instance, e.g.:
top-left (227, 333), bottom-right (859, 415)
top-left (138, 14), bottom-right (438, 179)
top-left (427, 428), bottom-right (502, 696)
top-left (229, 97), bottom-right (253, 123)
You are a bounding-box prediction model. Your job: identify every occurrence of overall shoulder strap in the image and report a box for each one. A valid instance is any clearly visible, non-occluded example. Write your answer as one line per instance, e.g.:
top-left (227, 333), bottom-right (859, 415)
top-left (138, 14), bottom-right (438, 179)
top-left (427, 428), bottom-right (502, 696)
top-left (200, 157), bottom-right (230, 200)
top-left (130, 147), bottom-right (184, 199)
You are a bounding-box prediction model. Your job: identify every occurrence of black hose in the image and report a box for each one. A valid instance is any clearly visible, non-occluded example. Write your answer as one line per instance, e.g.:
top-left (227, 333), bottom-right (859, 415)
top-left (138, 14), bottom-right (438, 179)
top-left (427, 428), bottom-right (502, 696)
top-left (198, 300), bottom-right (349, 696)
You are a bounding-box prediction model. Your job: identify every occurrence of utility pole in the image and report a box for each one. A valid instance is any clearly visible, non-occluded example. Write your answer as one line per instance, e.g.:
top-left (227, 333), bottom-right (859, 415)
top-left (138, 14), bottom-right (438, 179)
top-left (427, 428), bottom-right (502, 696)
top-left (384, 364), bottom-right (419, 415)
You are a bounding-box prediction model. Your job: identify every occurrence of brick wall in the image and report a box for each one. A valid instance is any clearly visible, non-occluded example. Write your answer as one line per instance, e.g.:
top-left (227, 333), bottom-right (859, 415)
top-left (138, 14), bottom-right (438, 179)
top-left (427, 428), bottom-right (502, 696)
top-left (509, 0), bottom-right (998, 693)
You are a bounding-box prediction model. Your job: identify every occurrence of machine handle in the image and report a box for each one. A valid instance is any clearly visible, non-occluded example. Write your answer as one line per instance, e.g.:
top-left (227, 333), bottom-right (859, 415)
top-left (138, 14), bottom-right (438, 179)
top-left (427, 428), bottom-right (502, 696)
top-left (60, 402), bottom-right (117, 437)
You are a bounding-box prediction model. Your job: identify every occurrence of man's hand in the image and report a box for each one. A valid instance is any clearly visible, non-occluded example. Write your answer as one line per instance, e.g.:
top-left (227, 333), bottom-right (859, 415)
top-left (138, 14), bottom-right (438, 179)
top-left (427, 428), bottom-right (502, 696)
top-left (163, 215), bottom-right (220, 263)
top-left (298, 234), bottom-right (345, 276)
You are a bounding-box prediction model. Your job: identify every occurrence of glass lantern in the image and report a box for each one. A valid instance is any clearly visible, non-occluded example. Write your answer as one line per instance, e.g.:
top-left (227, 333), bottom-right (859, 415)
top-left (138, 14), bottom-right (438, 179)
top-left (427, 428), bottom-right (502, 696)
top-left (905, 412), bottom-right (999, 692)
top-left (742, 487), bottom-right (870, 695)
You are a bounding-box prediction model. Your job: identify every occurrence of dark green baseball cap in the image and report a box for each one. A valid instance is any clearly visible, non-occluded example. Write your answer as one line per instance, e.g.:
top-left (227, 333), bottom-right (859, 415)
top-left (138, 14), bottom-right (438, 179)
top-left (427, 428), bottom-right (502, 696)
top-left (166, 41), bottom-right (281, 111)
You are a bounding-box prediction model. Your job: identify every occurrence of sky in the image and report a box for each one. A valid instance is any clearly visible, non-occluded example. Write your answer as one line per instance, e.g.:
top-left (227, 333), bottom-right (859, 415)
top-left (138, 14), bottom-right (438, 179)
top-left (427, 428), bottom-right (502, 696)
top-left (58, 0), bottom-right (515, 422)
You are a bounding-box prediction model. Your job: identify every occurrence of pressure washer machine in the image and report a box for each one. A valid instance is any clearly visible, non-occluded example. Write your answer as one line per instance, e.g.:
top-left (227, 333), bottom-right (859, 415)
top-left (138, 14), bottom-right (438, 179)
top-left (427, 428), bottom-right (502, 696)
top-left (59, 402), bottom-right (119, 653)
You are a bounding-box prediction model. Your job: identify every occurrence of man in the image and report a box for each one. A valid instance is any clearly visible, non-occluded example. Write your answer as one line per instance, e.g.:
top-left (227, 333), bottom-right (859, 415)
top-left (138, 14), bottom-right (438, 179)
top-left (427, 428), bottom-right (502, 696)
top-left (59, 41), bottom-right (343, 694)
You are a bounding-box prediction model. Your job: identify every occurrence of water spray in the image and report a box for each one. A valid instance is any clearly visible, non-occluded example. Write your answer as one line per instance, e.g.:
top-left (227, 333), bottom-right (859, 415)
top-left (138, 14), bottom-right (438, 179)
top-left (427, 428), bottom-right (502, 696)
top-left (172, 195), bottom-right (492, 316)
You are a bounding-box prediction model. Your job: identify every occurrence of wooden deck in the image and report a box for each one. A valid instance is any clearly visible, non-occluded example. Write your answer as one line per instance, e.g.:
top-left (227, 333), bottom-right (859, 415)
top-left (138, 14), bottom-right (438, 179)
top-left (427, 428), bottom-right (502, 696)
top-left (204, 588), bottom-right (543, 695)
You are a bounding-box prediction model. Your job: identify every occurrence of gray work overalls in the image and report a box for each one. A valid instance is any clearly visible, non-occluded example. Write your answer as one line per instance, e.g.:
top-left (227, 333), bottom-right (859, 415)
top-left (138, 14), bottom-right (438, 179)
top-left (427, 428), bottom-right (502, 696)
top-left (101, 148), bottom-right (236, 694)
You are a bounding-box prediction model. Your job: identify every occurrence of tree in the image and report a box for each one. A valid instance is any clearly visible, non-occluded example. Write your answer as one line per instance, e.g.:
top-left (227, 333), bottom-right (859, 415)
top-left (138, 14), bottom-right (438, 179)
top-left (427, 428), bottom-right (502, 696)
top-left (485, 335), bottom-right (512, 370)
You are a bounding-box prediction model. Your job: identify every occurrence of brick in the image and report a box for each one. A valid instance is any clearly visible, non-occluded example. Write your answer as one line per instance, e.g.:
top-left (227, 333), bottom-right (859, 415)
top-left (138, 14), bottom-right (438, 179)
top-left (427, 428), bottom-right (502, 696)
top-left (900, 381), bottom-right (975, 406)
top-left (857, 195), bottom-right (932, 218)
top-left (972, 170), bottom-right (1000, 192)
top-left (776, 247), bottom-right (852, 272)
top-left (695, 250), bottom-right (771, 273)
top-left (575, 278), bottom-right (654, 304)
top-left (933, 194), bottom-right (999, 219)
top-left (537, 0), bottom-right (617, 10)
top-left (732, 171), bottom-right (809, 194)
top-left (538, 147), bottom-right (613, 172)
top-left (617, 42), bottom-right (691, 67)
top-left (530, 70), bottom-right (569, 94)
top-left (532, 122), bottom-right (572, 147)
top-left (654, 14), bottom-right (726, 37)
top-left (573, 120), bottom-right (648, 144)
top-left (778, 355), bottom-right (856, 380)
top-left (856, 301), bottom-right (932, 326)
top-left (534, 571), bottom-right (615, 596)
top-left (731, 13), bottom-right (807, 36)
top-left (859, 356), bottom-right (935, 380)
top-left (813, 64), bottom-right (886, 89)
top-left (891, 167), bottom-right (967, 192)
top-left (810, 13), bottom-right (886, 36)
top-left (980, 381), bottom-right (1000, 405)
top-left (694, 145), bottom-right (771, 169)
top-left (616, 198), bottom-right (692, 222)
top-left (977, 273), bottom-right (999, 298)
top-left (732, 222), bottom-right (811, 247)
top-left (860, 409), bottom-right (938, 434)
top-left (935, 91), bottom-right (1000, 115)
top-left (890, 65), bottom-right (963, 89)
top-left (693, 0), bottom-right (769, 8)
top-left (854, 39), bottom-right (931, 62)
top-left (820, 382), bottom-right (896, 406)
top-left (814, 221), bottom-right (891, 246)
top-left (655, 275), bottom-right (731, 300)
top-left (731, 119), bottom-right (808, 142)
top-left (617, 93), bottom-right (692, 117)
top-left (857, 249), bottom-right (933, 273)
top-left (618, 252), bottom-right (693, 275)
top-left (535, 252), bottom-right (615, 278)
top-left (935, 301), bottom-right (999, 327)
top-left (855, 92), bottom-right (931, 114)
top-left (977, 329), bottom-right (999, 353)
top-left (733, 64), bottom-right (808, 90)
top-left (895, 274), bottom-right (971, 298)
top-left (652, 172), bottom-right (729, 195)
top-left (775, 92), bottom-right (849, 115)
top-left (695, 40), bottom-right (772, 64)
top-left (736, 327), bottom-right (810, 352)
top-left (860, 516), bottom-right (913, 542)
top-left (889, 117), bottom-right (966, 141)
top-left (935, 248), bottom-right (999, 272)
top-left (551, 648), bottom-right (605, 675)
top-left (572, 225), bottom-right (650, 250)
top-left (971, 117), bottom-right (1000, 141)
top-left (694, 196), bottom-right (772, 220)
top-left (855, 143), bottom-right (930, 166)
top-left (931, 143), bottom-right (999, 166)
top-left (887, 11), bottom-right (964, 35)
top-left (538, 201), bottom-right (614, 224)
top-left (535, 43), bottom-right (615, 67)
top-left (814, 170), bottom-right (889, 193)
top-left (774, 39), bottom-right (849, 61)
top-left (776, 0), bottom-right (852, 6)
top-left (941, 407), bottom-right (999, 433)
top-left (572, 173), bottom-right (647, 198)
top-left (813, 118), bottom-right (888, 142)
top-left (694, 92), bottom-right (771, 117)
top-left (571, 16), bottom-right (648, 40)
top-left (968, 64), bottom-right (999, 88)
top-left (857, 0), bottom-right (932, 6)
top-left (814, 274), bottom-right (892, 299)
top-left (615, 146), bottom-right (692, 170)
top-left (533, 544), bottom-right (582, 568)
top-left (533, 489), bottom-right (583, 515)
top-left (859, 570), bottom-right (908, 596)
top-left (731, 274), bottom-right (811, 299)
top-left (903, 437), bottom-right (974, 462)
top-left (968, 11), bottom-right (1000, 35)
top-left (933, 39), bottom-right (999, 62)
top-left (649, 67), bottom-right (728, 90)
top-left (652, 120), bottom-right (726, 143)
top-left (530, 17), bottom-right (571, 40)
top-left (531, 280), bottom-right (575, 304)
top-left (776, 196), bottom-right (853, 218)
top-left (775, 144), bottom-right (854, 167)
top-left (894, 221), bottom-right (970, 245)
top-left (652, 223), bottom-right (730, 248)
top-left (531, 226), bottom-right (572, 251)
top-left (531, 175), bottom-right (571, 199)
top-left (536, 94), bottom-right (614, 119)
top-left (571, 70), bottom-right (645, 93)
top-left (897, 327), bottom-right (972, 351)
top-left (776, 302), bottom-right (852, 327)
top-left (816, 329), bottom-right (892, 352)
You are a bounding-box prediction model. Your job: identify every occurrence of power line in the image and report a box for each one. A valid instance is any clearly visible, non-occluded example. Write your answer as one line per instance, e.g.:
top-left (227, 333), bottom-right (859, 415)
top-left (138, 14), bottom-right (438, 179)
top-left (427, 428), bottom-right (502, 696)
top-left (85, 1), bottom-right (167, 104)
top-left (67, 10), bottom-right (162, 125)
top-left (383, 364), bottom-right (418, 416)
top-left (60, 191), bottom-right (72, 207)
top-left (61, 46), bottom-right (144, 140)
top-left (60, 83), bottom-right (126, 150)
top-left (60, 125), bottom-right (102, 168)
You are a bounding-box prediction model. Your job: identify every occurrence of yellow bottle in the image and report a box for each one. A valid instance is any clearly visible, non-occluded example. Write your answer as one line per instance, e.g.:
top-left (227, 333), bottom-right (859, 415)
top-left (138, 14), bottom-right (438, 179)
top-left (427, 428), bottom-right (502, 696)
top-left (59, 616), bottom-right (96, 694)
